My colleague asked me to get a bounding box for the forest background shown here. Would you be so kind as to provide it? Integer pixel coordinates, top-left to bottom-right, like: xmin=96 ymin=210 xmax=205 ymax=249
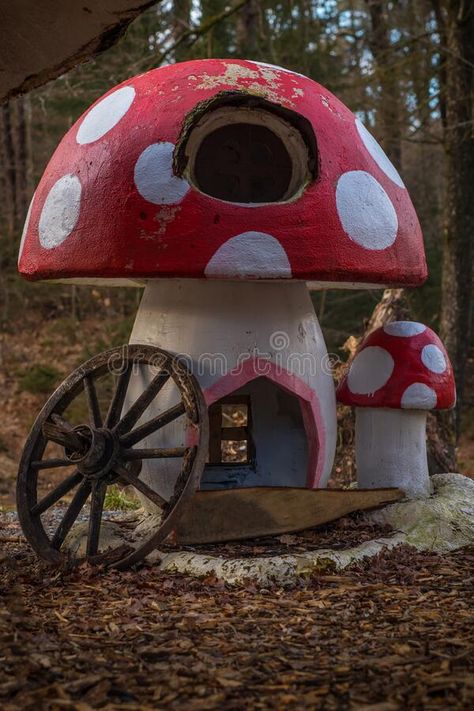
xmin=0 ymin=0 xmax=472 ymax=502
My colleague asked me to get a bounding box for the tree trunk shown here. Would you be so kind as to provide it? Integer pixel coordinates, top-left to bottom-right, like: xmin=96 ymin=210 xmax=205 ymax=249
xmin=14 ymin=96 xmax=30 ymax=224
xmin=365 ymin=0 xmax=403 ymax=165
xmin=364 ymin=2 xmax=406 ymax=347
xmin=0 ymin=102 xmax=18 ymax=234
xmin=172 ymin=0 xmax=192 ymax=62
xmin=235 ymin=0 xmax=259 ymax=57
xmin=364 ymin=288 xmax=410 ymax=334
xmin=436 ymin=0 xmax=474 ymax=434
xmin=342 ymin=289 xmax=410 ymax=360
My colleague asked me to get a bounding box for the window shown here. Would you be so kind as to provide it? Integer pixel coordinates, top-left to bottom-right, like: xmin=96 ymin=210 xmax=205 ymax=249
xmin=208 ymin=395 xmax=254 ymax=465
xmin=194 ymin=121 xmax=293 ymax=203
xmin=175 ymin=95 xmax=317 ymax=205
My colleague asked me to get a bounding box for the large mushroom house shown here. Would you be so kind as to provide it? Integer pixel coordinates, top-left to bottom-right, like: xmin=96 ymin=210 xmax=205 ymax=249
xmin=18 ymin=58 xmax=427 ymax=510
xmin=337 ymin=322 xmax=456 ymax=497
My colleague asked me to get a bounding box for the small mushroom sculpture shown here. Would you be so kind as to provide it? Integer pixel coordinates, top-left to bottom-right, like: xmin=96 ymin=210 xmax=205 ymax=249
xmin=18 ymin=59 xmax=428 ymax=499
xmin=337 ymin=321 xmax=456 ymax=498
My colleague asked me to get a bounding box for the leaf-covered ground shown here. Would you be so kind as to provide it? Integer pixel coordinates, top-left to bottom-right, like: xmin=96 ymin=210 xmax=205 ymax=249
xmin=1 ymin=527 xmax=473 ymax=710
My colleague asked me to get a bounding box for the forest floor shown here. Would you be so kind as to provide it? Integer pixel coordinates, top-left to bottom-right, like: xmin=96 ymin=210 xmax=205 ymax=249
xmin=1 ymin=313 xmax=473 ymax=709
xmin=1 ymin=509 xmax=473 ymax=710
xmin=0 ymin=531 xmax=472 ymax=709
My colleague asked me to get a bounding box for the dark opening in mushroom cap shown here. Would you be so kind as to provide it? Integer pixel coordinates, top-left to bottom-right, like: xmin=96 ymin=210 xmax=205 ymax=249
xmin=18 ymin=59 xmax=427 ymax=287
xmin=336 ymin=322 xmax=456 ymax=410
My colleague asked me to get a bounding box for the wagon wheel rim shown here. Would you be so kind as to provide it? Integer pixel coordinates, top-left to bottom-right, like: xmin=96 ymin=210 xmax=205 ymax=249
xmin=16 ymin=344 xmax=208 ymax=569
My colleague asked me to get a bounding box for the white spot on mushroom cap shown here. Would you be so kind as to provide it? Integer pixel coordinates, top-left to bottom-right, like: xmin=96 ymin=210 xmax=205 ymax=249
xmin=76 ymin=86 xmax=135 ymax=145
xmin=421 ymin=344 xmax=446 ymax=374
xmin=401 ymin=383 xmax=437 ymax=409
xmin=18 ymin=192 xmax=35 ymax=265
xmin=347 ymin=346 xmax=394 ymax=395
xmin=205 ymin=232 xmax=292 ymax=279
xmin=134 ymin=142 xmax=190 ymax=205
xmin=356 ymin=119 xmax=405 ymax=188
xmin=383 ymin=321 xmax=426 ymax=337
xmin=336 ymin=171 xmax=398 ymax=250
xmin=39 ymin=175 xmax=82 ymax=249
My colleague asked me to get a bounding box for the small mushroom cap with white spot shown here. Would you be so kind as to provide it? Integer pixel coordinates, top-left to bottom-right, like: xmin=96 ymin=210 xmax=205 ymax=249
xmin=336 ymin=322 xmax=456 ymax=410
xmin=18 ymin=59 xmax=426 ymax=287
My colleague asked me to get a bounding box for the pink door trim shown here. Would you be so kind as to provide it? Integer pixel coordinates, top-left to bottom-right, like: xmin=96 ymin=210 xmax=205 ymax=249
xmin=202 ymin=358 xmax=326 ymax=488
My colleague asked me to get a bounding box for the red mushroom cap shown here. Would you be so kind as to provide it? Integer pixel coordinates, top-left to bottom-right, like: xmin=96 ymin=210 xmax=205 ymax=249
xmin=18 ymin=59 xmax=427 ymax=287
xmin=336 ymin=322 xmax=456 ymax=410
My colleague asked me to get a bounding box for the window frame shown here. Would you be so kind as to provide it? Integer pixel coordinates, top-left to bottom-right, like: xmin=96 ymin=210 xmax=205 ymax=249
xmin=207 ymin=395 xmax=255 ymax=466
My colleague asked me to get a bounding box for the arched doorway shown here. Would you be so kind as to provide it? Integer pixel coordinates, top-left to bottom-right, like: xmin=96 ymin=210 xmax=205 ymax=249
xmin=201 ymin=376 xmax=312 ymax=490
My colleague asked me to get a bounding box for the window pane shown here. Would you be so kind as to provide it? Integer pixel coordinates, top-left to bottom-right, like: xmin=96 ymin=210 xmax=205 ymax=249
xmin=221 ymin=439 xmax=248 ymax=463
xmin=222 ymin=403 xmax=248 ymax=427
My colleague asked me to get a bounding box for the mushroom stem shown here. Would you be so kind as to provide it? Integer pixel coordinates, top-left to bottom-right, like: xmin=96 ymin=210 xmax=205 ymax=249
xmin=129 ymin=279 xmax=337 ymax=504
xmin=355 ymin=407 xmax=432 ymax=498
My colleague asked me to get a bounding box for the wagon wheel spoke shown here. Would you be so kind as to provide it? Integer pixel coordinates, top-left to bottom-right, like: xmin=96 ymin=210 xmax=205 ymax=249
xmin=31 ymin=458 xmax=76 ymax=470
xmin=83 ymin=375 xmax=102 ymax=428
xmin=121 ymin=447 xmax=188 ymax=461
xmin=51 ymin=413 xmax=81 ymax=438
xmin=31 ymin=470 xmax=83 ymax=516
xmin=105 ymin=364 xmax=133 ymax=428
xmin=51 ymin=480 xmax=92 ymax=549
xmin=42 ymin=421 xmax=84 ymax=451
xmin=50 ymin=413 xmax=70 ymax=426
xmin=120 ymin=402 xmax=186 ymax=447
xmin=86 ymin=480 xmax=107 ymax=557
xmin=115 ymin=369 xmax=170 ymax=435
xmin=115 ymin=463 xmax=167 ymax=508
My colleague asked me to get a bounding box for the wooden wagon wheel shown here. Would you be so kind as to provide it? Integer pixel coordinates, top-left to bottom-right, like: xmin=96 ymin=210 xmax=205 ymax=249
xmin=17 ymin=344 xmax=209 ymax=569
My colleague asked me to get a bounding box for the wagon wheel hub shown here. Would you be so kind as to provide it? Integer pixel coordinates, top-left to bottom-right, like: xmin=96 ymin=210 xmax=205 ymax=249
xmin=64 ymin=425 xmax=120 ymax=482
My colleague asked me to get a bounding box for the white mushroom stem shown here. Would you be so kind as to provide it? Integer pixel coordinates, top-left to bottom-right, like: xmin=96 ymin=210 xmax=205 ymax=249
xmin=355 ymin=407 xmax=432 ymax=498
xmin=129 ymin=279 xmax=337 ymax=503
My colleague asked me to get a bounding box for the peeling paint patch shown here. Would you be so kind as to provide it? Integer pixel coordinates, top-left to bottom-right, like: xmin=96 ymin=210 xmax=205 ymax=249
xmin=138 ymin=229 xmax=168 ymax=249
xmin=191 ymin=64 xmax=260 ymax=91
xmin=254 ymin=66 xmax=282 ymax=84
xmin=153 ymin=205 xmax=181 ymax=235
xmin=189 ymin=63 xmax=296 ymax=107
xmin=138 ymin=229 xmax=156 ymax=242
xmin=245 ymin=81 xmax=294 ymax=106
xmin=320 ymin=94 xmax=346 ymax=121
xmin=251 ymin=61 xmax=306 ymax=81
